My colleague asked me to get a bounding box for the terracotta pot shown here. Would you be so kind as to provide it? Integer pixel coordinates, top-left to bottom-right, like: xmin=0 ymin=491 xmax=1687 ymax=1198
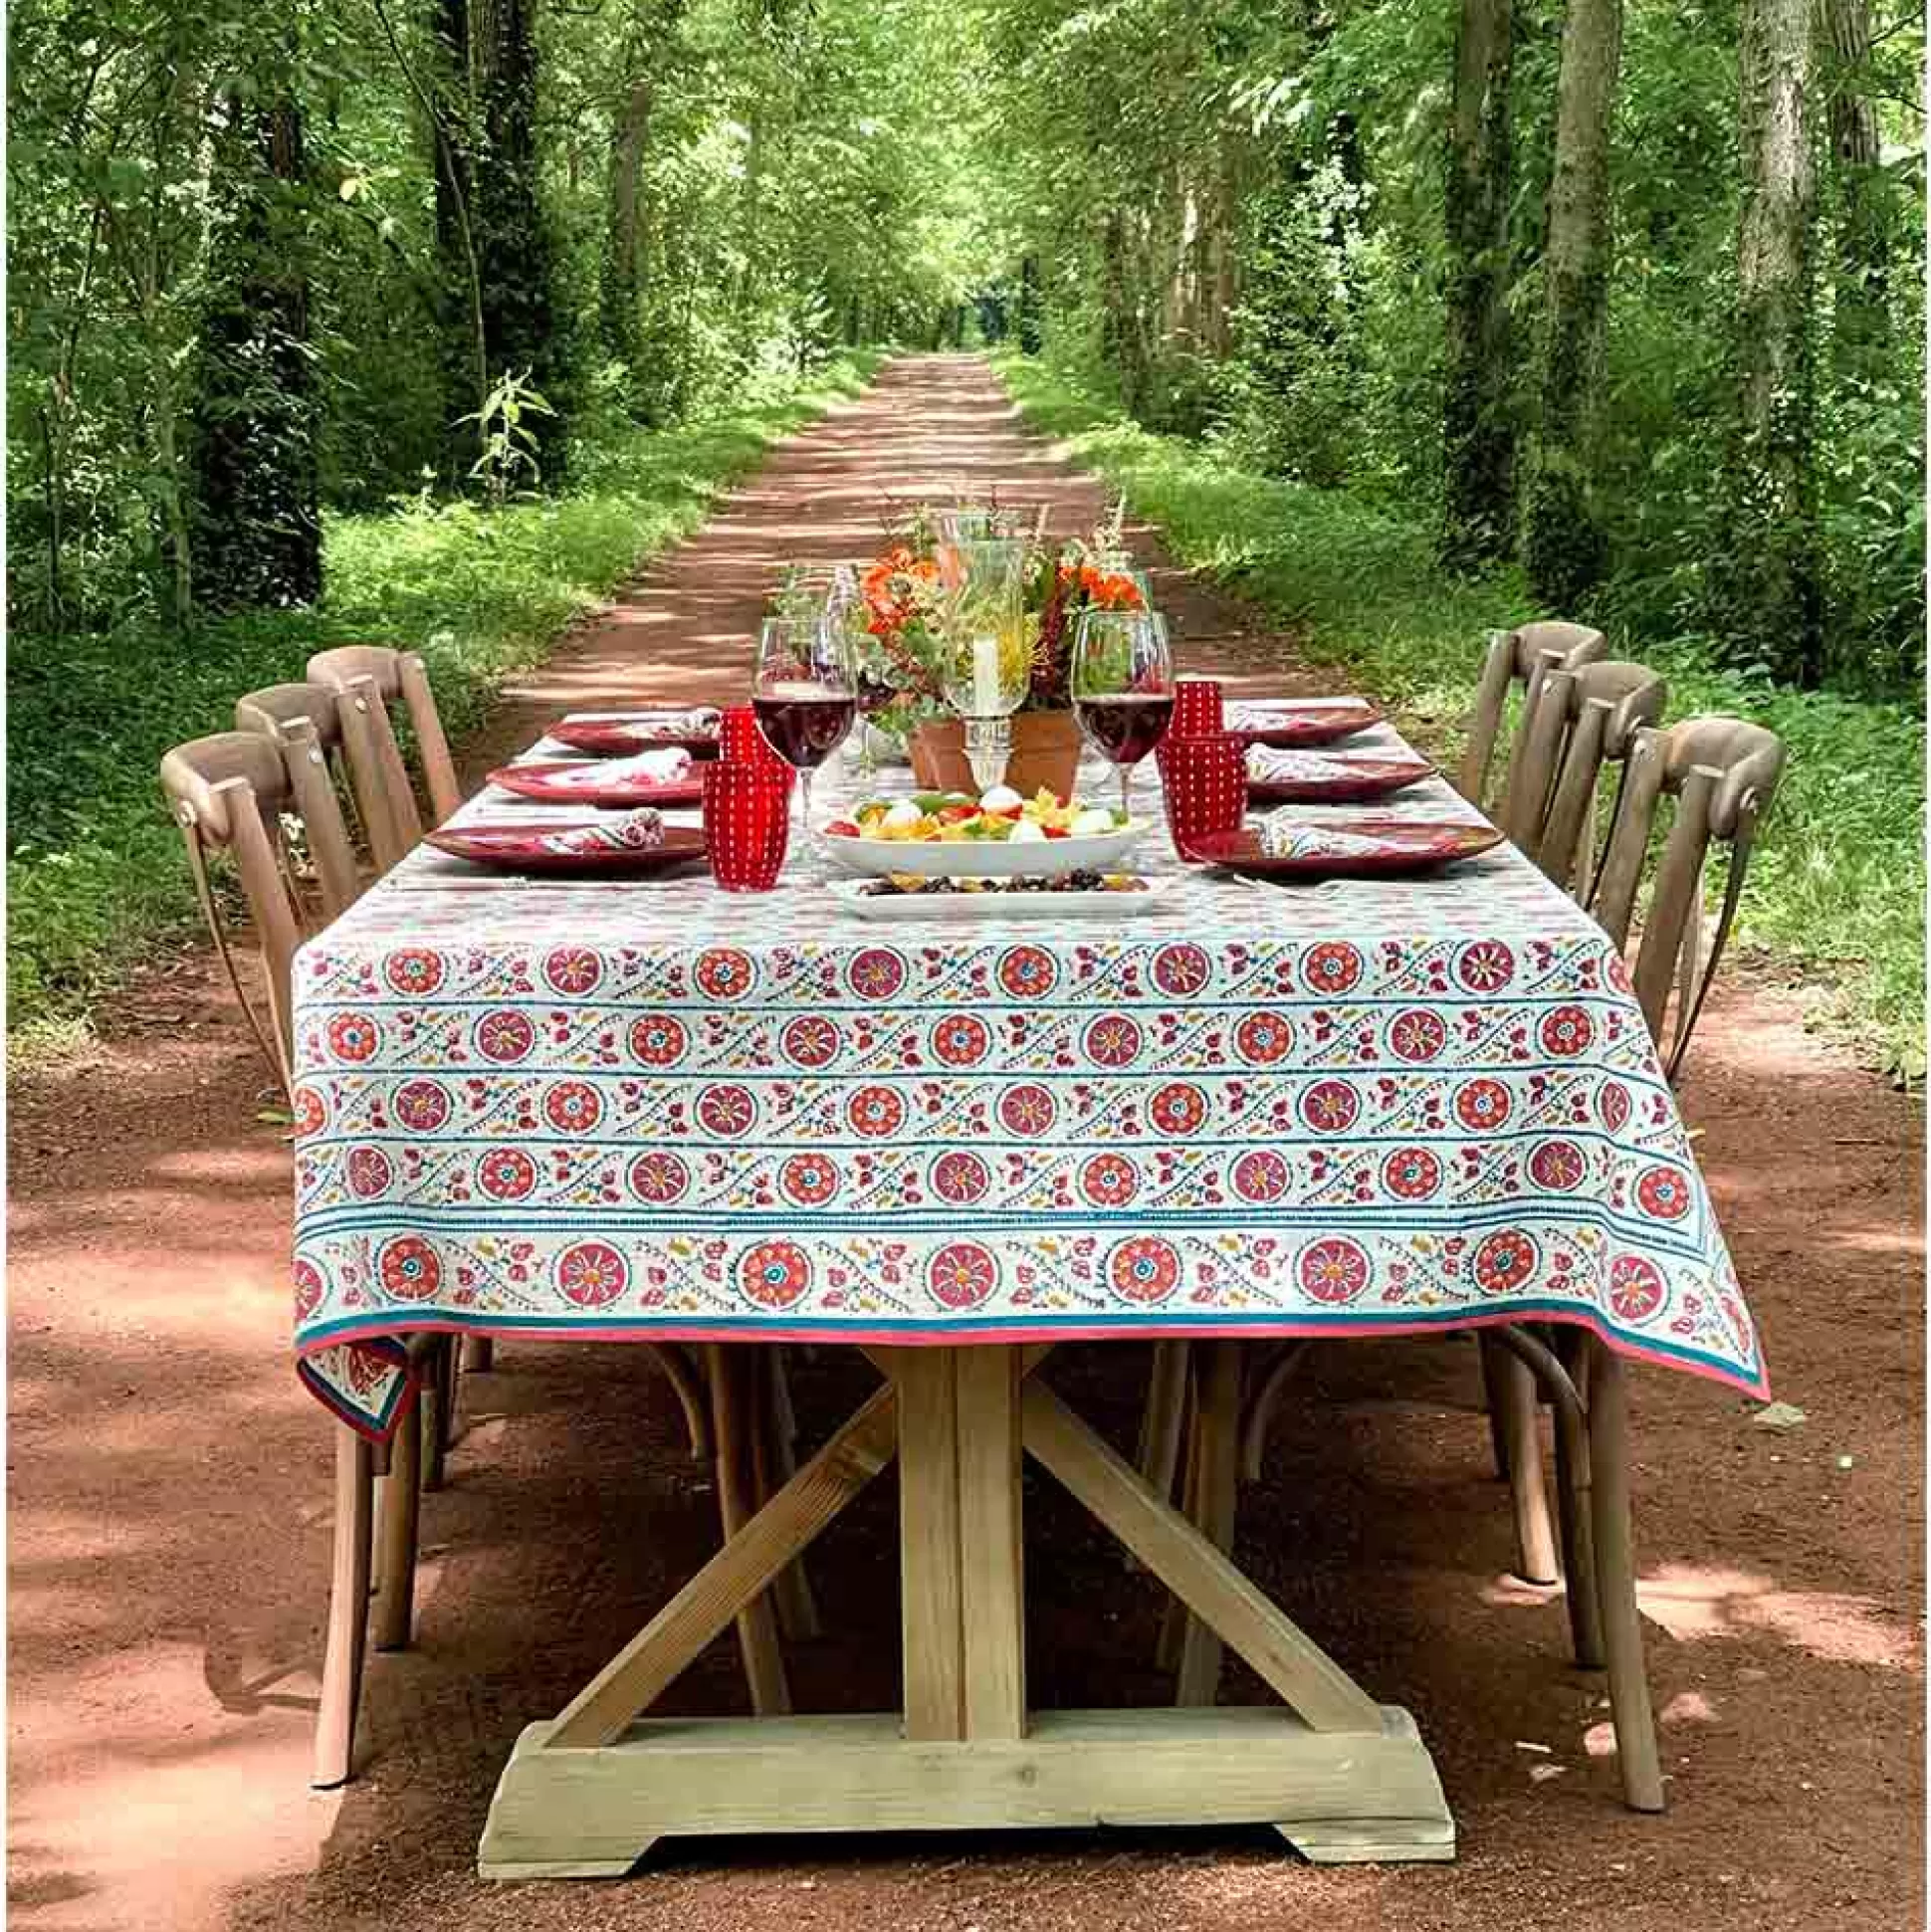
xmin=910 ymin=711 xmax=1084 ymax=801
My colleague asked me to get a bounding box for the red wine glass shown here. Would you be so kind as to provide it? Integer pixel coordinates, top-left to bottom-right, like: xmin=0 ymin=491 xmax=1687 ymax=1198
xmin=753 ymin=613 xmax=856 ymax=831
xmin=1071 ymin=608 xmax=1175 ymax=820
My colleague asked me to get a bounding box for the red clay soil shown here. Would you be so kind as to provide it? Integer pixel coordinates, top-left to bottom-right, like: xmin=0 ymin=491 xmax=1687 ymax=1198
xmin=8 ymin=355 xmax=1924 ymax=1932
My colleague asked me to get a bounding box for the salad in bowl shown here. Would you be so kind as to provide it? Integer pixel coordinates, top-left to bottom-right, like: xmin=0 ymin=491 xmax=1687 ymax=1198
xmin=821 ymin=783 xmax=1144 ymax=879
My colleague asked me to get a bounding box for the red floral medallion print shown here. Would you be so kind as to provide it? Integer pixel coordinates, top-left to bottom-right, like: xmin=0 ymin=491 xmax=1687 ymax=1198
xmin=1083 ymin=1014 xmax=1144 ymax=1068
xmin=556 ymin=1240 xmax=628 ymax=1308
xmin=384 ymin=948 xmax=444 ymax=997
xmin=928 ymin=1242 xmax=997 ymax=1309
xmin=544 ymin=1081 xmax=604 ymax=1136
xmin=1529 ymin=1139 xmax=1587 ymax=1191
xmin=780 ymin=1015 xmax=840 ymax=1068
xmin=543 ymin=947 xmax=603 ymax=996
xmin=479 ymin=1147 xmax=537 ymax=1201
xmin=779 ymin=1153 xmax=839 ymax=1205
xmin=628 ymin=1015 xmax=688 ymax=1066
xmin=1539 ymin=1004 xmax=1594 ymax=1056
xmin=694 ymin=948 xmax=753 ymax=1000
xmin=998 ymin=1083 xmax=1057 ymax=1138
xmin=628 ymin=1150 xmax=690 ymax=1203
xmin=1108 ymin=1235 xmax=1181 ymax=1303
xmin=346 ymin=1146 xmax=392 ymax=1198
xmin=1152 ymin=942 xmax=1211 ymax=997
xmin=1388 ymin=1008 xmax=1447 ymax=1063
xmin=1232 ymin=1149 xmax=1291 ymax=1202
xmin=696 ymin=1083 xmax=756 ymax=1137
xmin=394 ymin=1079 xmax=451 ymax=1133
xmin=931 ymin=1150 xmax=990 ymax=1204
xmin=378 ymin=1235 xmax=441 ymax=1301
xmin=740 ymin=1240 xmax=811 ymax=1309
xmin=931 ymin=1014 xmax=991 ymax=1067
xmin=996 ymin=944 xmax=1058 ymax=1000
xmin=847 ymin=1085 xmax=906 ymax=1139
xmin=1454 ymin=1078 xmax=1512 ymax=1134
xmin=1151 ymin=1082 xmax=1208 ymax=1136
xmin=294 ymin=1258 xmax=324 ymax=1322
xmin=1080 ymin=1152 xmax=1141 ymax=1207
xmin=1304 ymin=941 xmax=1364 ymax=997
xmin=292 ymin=1084 xmax=327 ymax=1138
xmin=1299 ymin=1236 xmax=1371 ymax=1305
xmin=1608 ymin=954 xmax=1634 ymax=995
xmin=1383 ymin=1146 xmax=1441 ymax=1199
xmin=475 ymin=1009 xmax=536 ymax=1064
xmin=1300 ymin=1079 xmax=1361 ymax=1135
xmin=1609 ymin=1253 xmax=1665 ymax=1322
xmin=1635 ymin=1164 xmax=1693 ymax=1221
xmin=1234 ymin=1011 xmax=1294 ymax=1065
xmin=1473 ymin=1228 xmax=1538 ymax=1294
xmin=1598 ymin=1080 xmax=1631 ymax=1134
xmin=327 ymin=1013 xmax=380 ymax=1063
xmin=846 ymin=947 xmax=907 ymax=1001
xmin=1457 ymin=939 xmax=1516 ymax=992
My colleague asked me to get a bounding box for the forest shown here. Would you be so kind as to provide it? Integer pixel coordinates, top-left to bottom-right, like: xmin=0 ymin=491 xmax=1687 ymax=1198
xmin=7 ymin=0 xmax=1925 ymax=1066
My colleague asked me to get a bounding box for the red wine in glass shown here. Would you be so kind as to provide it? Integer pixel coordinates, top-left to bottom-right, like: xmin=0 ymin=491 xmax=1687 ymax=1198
xmin=753 ymin=684 xmax=856 ymax=767
xmin=1075 ymin=691 xmax=1176 ymax=765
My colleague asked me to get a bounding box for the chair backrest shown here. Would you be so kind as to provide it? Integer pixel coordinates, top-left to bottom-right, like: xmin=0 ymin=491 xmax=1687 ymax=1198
xmin=306 ymin=646 xmax=462 ymax=864
xmin=1512 ymin=660 xmax=1668 ymax=892
xmin=1458 ymin=620 xmax=1609 ymax=810
xmin=236 ymin=683 xmax=375 ymax=896
xmin=158 ymin=730 xmax=361 ymax=1090
xmin=1592 ymin=715 xmax=1788 ymax=1080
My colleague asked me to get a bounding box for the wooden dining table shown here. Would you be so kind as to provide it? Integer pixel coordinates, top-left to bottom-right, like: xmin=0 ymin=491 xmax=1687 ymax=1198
xmin=290 ymin=716 xmax=1767 ymax=1876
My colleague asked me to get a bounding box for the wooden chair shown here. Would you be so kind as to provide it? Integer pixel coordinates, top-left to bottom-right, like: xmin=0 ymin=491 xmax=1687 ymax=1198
xmin=234 ymin=683 xmax=388 ymax=884
xmin=305 ymin=646 xmax=462 ymax=870
xmin=1457 ymin=620 xmax=1608 ymax=814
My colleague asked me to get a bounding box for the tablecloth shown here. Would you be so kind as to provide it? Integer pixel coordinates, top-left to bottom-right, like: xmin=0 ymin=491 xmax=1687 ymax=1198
xmin=291 ymin=723 xmax=1766 ymax=1435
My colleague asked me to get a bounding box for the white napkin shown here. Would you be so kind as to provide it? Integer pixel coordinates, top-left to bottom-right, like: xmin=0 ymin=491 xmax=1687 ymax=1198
xmin=1258 ymin=812 xmax=1396 ymax=861
xmin=563 ymin=707 xmax=720 ymax=737
xmin=548 ymin=747 xmax=693 ymax=788
xmin=534 ymin=808 xmax=666 ymax=856
xmin=1245 ymin=746 xmax=1374 ymax=784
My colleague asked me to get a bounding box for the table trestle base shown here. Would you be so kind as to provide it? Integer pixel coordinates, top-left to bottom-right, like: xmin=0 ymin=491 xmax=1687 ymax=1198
xmin=476 ymin=1706 xmax=1453 ymax=1877
xmin=476 ymin=1345 xmax=1455 ymax=1877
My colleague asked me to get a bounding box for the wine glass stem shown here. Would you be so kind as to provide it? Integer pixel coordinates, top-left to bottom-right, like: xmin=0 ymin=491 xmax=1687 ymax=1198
xmin=797 ymin=766 xmax=813 ymax=833
xmin=1120 ymin=765 xmax=1133 ymax=821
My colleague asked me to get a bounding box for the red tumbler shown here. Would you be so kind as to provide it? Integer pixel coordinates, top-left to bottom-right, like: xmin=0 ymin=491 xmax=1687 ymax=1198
xmin=1158 ymin=731 xmax=1247 ymax=859
xmin=703 ymin=758 xmax=791 ymax=891
xmin=721 ymin=703 xmax=794 ymax=778
xmin=1171 ymin=676 xmax=1225 ymax=737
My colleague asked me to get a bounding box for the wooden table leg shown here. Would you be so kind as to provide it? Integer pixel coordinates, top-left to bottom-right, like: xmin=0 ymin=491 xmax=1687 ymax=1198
xmin=892 ymin=1350 xmax=966 ymax=1740
xmin=313 ymin=1426 xmax=373 ymax=1788
xmin=1489 ymin=1337 xmax=1560 ymax=1585
xmin=1176 ymin=1339 xmax=1241 ymax=1704
xmin=957 ymin=1348 xmax=1026 ymax=1740
xmin=371 ymin=1395 xmax=422 ymax=1652
xmin=704 ymin=1345 xmax=790 ymax=1716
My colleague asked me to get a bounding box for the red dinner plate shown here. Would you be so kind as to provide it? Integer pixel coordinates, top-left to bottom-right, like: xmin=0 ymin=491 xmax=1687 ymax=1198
xmin=489 ymin=761 xmax=706 ymax=807
xmin=426 ymin=823 xmax=709 ymax=875
xmin=1245 ymin=749 xmax=1433 ymax=804
xmin=548 ymin=718 xmax=721 ymax=757
xmin=1226 ymin=698 xmax=1382 ymax=749
xmin=1184 ymin=818 xmax=1502 ymax=879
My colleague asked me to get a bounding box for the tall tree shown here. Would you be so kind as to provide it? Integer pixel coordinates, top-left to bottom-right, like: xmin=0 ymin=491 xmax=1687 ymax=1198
xmin=1823 ymin=0 xmax=1888 ymax=358
xmin=1522 ymin=0 xmax=1622 ymax=607
xmin=1730 ymin=0 xmax=1821 ymax=680
xmin=191 ymin=89 xmax=322 ymax=610
xmin=1440 ymin=0 xmax=1516 ymax=569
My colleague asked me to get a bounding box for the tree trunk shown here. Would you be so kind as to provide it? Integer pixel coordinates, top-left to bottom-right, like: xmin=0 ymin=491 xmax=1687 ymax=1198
xmin=1823 ymin=0 xmax=1887 ymax=358
xmin=191 ymin=95 xmax=322 ymax=612
xmin=1731 ymin=0 xmax=1821 ymax=681
xmin=600 ymin=72 xmax=656 ymax=392
xmin=1440 ymin=0 xmax=1516 ymax=569
xmin=1017 ymin=254 xmax=1042 ymax=355
xmin=1522 ymin=0 xmax=1622 ymax=607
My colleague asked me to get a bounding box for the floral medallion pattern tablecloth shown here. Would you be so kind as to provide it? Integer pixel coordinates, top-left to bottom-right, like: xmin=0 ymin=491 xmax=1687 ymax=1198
xmin=293 ymin=730 xmax=1767 ymax=1435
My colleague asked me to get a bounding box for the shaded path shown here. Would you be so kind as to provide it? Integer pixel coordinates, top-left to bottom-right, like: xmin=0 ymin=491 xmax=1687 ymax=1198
xmin=8 ymin=354 xmax=1922 ymax=1932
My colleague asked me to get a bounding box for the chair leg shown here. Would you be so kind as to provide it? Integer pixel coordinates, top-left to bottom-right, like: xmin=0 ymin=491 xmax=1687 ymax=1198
xmin=1552 ymin=1331 xmax=1606 ymax=1668
xmin=704 ymin=1345 xmax=791 ymax=1715
xmin=1175 ymin=1340 xmax=1241 ymax=1706
xmin=371 ymin=1396 xmax=423 ymax=1652
xmin=1490 ymin=1339 xmax=1560 ymax=1585
xmin=1137 ymin=1340 xmax=1190 ymax=1501
xmin=420 ymin=1339 xmax=453 ymax=1493
xmin=1154 ymin=1358 xmax=1199 ymax=1671
xmin=753 ymin=1351 xmax=820 ymax=1642
xmin=1585 ymin=1340 xmax=1664 ymax=1812
xmin=1476 ymin=1332 xmax=1513 ymax=1479
xmin=313 ymin=1426 xmax=374 ymax=1788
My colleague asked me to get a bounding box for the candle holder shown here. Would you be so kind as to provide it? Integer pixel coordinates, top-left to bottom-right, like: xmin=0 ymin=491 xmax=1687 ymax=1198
xmin=938 ymin=536 xmax=1027 ymax=794
xmin=963 ymin=715 xmax=1013 ymax=794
